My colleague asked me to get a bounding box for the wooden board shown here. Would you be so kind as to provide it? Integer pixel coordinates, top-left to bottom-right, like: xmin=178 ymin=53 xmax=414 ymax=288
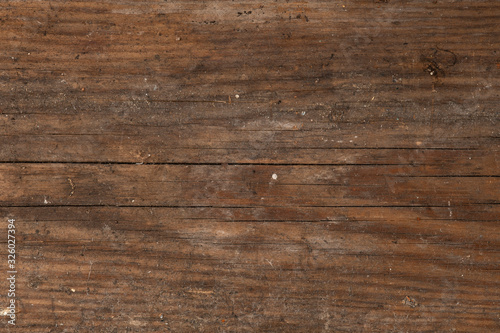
xmin=0 ymin=0 xmax=499 ymax=332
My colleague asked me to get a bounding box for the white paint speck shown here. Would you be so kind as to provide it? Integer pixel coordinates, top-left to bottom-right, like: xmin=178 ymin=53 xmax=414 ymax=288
xmin=272 ymin=173 xmax=278 ymax=180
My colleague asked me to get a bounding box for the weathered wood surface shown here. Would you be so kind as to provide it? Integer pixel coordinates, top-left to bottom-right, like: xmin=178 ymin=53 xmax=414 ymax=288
xmin=0 ymin=0 xmax=499 ymax=332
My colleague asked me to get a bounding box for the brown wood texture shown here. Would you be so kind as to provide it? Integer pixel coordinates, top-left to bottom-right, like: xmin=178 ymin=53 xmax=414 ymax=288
xmin=0 ymin=0 xmax=499 ymax=332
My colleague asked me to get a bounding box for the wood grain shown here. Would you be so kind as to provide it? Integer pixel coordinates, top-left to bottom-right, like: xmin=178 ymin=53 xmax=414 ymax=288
xmin=0 ymin=0 xmax=499 ymax=332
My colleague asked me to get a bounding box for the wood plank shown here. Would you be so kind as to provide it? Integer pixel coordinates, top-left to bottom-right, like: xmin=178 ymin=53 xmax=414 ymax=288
xmin=0 ymin=164 xmax=498 ymax=207
xmin=0 ymin=0 xmax=498 ymax=163
xmin=2 ymin=206 xmax=499 ymax=332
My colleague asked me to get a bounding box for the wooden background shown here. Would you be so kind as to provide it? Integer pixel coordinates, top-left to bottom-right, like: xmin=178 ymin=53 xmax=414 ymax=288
xmin=0 ymin=0 xmax=499 ymax=332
